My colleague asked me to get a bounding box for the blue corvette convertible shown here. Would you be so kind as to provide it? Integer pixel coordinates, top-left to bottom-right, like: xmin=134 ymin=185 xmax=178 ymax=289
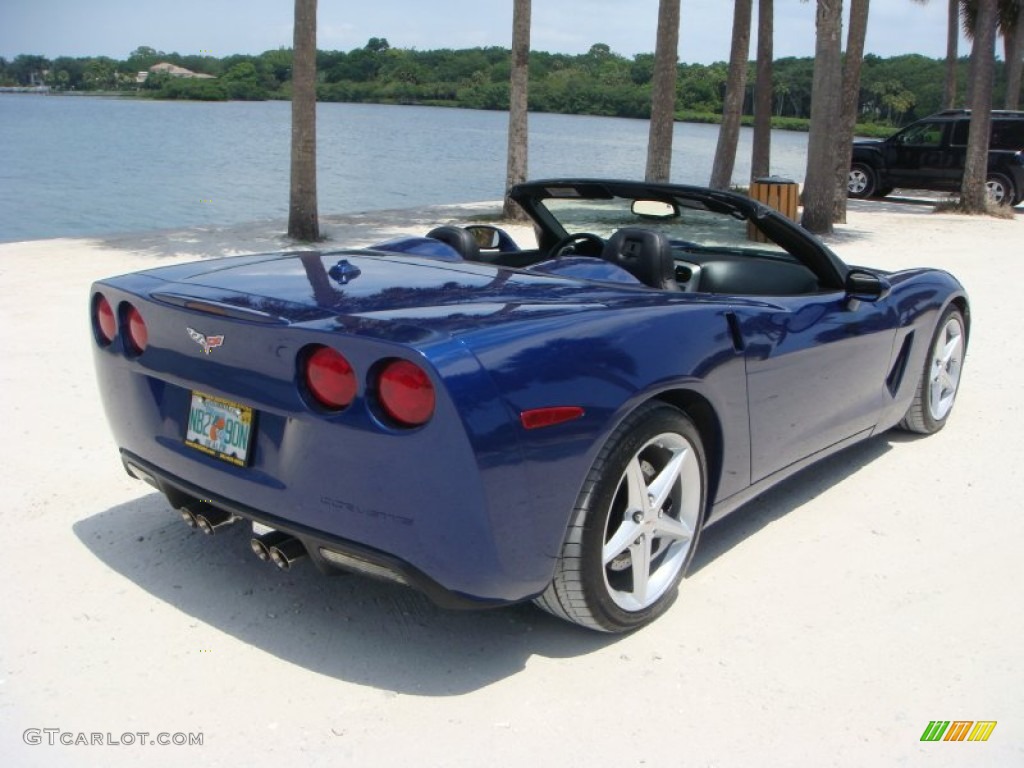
xmin=90 ymin=179 xmax=968 ymax=632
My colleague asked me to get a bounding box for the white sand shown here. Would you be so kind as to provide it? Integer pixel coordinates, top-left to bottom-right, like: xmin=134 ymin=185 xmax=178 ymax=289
xmin=1 ymin=199 xmax=1021 ymax=767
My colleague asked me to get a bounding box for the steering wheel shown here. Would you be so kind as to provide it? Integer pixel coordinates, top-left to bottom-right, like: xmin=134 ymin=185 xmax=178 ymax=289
xmin=548 ymin=232 xmax=605 ymax=259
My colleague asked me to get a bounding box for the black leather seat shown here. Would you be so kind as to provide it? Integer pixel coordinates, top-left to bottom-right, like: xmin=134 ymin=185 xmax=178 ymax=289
xmin=600 ymin=228 xmax=680 ymax=290
xmin=426 ymin=226 xmax=480 ymax=261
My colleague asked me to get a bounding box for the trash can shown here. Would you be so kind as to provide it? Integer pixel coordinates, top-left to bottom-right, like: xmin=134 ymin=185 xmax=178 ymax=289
xmin=748 ymin=176 xmax=799 ymax=243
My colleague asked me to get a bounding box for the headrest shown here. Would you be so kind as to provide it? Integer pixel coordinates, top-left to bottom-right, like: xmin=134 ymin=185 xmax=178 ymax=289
xmin=426 ymin=226 xmax=480 ymax=261
xmin=600 ymin=228 xmax=679 ymax=290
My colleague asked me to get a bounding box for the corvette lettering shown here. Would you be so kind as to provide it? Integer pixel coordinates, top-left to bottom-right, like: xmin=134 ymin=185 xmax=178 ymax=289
xmin=186 ymin=327 xmax=224 ymax=354
xmin=320 ymin=496 xmax=413 ymax=527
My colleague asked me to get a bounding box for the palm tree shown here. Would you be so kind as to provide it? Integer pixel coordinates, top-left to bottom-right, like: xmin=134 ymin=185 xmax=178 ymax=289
xmin=801 ymin=0 xmax=843 ymax=234
xmin=751 ymin=0 xmax=774 ymax=180
xmin=961 ymin=0 xmax=999 ymax=212
xmin=912 ymin=0 xmax=959 ymax=107
xmin=910 ymin=0 xmax=962 ymax=108
xmin=833 ymin=0 xmax=870 ymax=223
xmin=645 ymin=0 xmax=681 ymax=182
xmin=1001 ymin=0 xmax=1022 ymax=109
xmin=945 ymin=0 xmax=960 ymax=107
xmin=288 ymin=0 xmax=319 ymax=241
xmin=710 ymin=0 xmax=753 ymax=189
xmin=504 ymin=0 xmax=531 ymax=220
xmin=958 ymin=0 xmax=1020 ymax=106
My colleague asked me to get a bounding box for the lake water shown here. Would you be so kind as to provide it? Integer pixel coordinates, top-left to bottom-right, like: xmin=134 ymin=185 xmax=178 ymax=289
xmin=0 ymin=95 xmax=810 ymax=243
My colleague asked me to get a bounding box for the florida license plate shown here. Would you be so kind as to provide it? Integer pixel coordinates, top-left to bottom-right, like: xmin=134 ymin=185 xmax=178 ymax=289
xmin=184 ymin=391 xmax=255 ymax=467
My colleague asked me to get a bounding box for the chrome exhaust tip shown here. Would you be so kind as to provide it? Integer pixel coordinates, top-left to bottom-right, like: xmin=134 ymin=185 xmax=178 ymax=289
xmin=268 ymin=537 xmax=306 ymax=571
xmin=250 ymin=531 xmax=290 ymax=561
xmin=180 ymin=502 xmax=237 ymax=535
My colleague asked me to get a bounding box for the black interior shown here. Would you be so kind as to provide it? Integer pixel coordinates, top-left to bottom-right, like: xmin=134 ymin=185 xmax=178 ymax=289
xmin=423 ymin=224 xmax=822 ymax=296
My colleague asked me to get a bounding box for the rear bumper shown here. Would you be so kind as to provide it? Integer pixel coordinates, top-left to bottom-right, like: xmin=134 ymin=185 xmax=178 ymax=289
xmin=121 ymin=450 xmax=517 ymax=610
xmin=90 ymin=281 xmax=562 ymax=604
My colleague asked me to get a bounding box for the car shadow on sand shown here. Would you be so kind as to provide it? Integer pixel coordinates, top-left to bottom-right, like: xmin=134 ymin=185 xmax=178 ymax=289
xmin=74 ymin=432 xmax=898 ymax=694
xmin=73 ymin=494 xmax=614 ymax=695
xmin=691 ymin=433 xmax=893 ymax=572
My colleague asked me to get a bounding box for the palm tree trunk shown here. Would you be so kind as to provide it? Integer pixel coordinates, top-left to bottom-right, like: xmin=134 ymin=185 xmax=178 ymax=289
xmin=944 ymin=0 xmax=959 ymax=108
xmin=832 ymin=0 xmax=870 ymax=224
xmin=710 ymin=0 xmax=753 ymax=189
xmin=504 ymin=0 xmax=531 ymax=220
xmin=1005 ymin=4 xmax=1023 ymax=109
xmin=961 ymin=0 xmax=998 ymax=212
xmin=645 ymin=0 xmax=681 ymax=182
xmin=801 ymin=0 xmax=843 ymax=235
xmin=751 ymin=0 xmax=774 ymax=180
xmin=288 ymin=0 xmax=319 ymax=241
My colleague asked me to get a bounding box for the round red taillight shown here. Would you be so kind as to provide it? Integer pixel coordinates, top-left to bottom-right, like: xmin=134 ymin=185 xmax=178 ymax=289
xmin=95 ymin=295 xmax=116 ymax=345
xmin=378 ymin=359 xmax=435 ymax=427
xmin=125 ymin=305 xmax=148 ymax=354
xmin=304 ymin=346 xmax=357 ymax=410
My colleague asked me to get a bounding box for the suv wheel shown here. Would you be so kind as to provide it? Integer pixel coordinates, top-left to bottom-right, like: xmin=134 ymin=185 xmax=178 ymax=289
xmin=986 ymin=173 xmax=1015 ymax=206
xmin=848 ymin=163 xmax=877 ymax=198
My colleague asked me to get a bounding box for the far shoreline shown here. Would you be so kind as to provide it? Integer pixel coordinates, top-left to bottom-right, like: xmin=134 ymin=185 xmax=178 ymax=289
xmin=1 ymin=89 xmax=897 ymax=138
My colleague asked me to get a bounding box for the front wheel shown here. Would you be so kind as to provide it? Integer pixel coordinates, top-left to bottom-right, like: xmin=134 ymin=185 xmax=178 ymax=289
xmin=535 ymin=402 xmax=707 ymax=632
xmin=898 ymin=305 xmax=966 ymax=434
xmin=848 ymin=163 xmax=877 ymax=198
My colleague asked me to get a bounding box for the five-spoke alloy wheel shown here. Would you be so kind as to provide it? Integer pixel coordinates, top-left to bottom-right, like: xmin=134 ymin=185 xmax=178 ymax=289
xmin=536 ymin=402 xmax=707 ymax=632
xmin=899 ymin=305 xmax=966 ymax=434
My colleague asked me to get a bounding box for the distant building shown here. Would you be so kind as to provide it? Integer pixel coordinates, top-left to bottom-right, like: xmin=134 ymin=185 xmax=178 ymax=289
xmin=137 ymin=62 xmax=216 ymax=83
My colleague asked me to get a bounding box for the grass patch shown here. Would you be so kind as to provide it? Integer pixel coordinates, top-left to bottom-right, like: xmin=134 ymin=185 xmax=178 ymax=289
xmin=933 ymin=199 xmax=1018 ymax=219
xmin=672 ymin=112 xmax=898 ymax=138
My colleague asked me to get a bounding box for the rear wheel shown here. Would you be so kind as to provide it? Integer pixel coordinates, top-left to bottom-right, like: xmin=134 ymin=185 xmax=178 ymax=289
xmin=986 ymin=173 xmax=1015 ymax=206
xmin=848 ymin=163 xmax=877 ymax=198
xmin=899 ymin=306 xmax=966 ymax=434
xmin=535 ymin=402 xmax=707 ymax=632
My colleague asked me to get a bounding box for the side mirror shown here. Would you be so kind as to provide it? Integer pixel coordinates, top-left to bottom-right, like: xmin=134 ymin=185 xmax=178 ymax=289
xmin=845 ymin=268 xmax=891 ymax=302
xmin=465 ymin=225 xmax=521 ymax=253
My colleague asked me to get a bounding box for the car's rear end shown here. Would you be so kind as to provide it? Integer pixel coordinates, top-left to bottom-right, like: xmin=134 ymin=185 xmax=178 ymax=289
xmin=990 ymin=114 xmax=1024 ymax=205
xmin=90 ymin=249 xmax=623 ymax=606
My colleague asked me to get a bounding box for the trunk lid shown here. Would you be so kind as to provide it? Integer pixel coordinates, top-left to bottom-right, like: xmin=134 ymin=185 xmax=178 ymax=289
xmin=134 ymin=249 xmax=638 ymax=333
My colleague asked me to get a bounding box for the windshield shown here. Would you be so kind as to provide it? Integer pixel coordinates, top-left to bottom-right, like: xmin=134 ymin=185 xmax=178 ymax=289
xmin=539 ymin=195 xmax=790 ymax=256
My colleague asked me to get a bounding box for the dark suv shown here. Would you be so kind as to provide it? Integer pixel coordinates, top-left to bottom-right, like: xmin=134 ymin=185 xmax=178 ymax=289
xmin=848 ymin=110 xmax=1024 ymax=206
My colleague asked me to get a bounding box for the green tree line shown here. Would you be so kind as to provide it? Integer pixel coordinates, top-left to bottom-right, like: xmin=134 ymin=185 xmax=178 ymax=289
xmin=2 ymin=41 xmax=1019 ymax=129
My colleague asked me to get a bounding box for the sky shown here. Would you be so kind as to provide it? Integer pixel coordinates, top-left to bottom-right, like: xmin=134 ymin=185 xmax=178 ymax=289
xmin=2 ymin=0 xmax=969 ymax=65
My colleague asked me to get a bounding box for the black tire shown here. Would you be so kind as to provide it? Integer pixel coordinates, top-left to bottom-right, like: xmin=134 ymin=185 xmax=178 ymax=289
xmin=986 ymin=173 xmax=1016 ymax=207
xmin=898 ymin=305 xmax=967 ymax=434
xmin=535 ymin=402 xmax=708 ymax=632
xmin=873 ymin=186 xmax=894 ymax=198
xmin=848 ymin=163 xmax=877 ymax=198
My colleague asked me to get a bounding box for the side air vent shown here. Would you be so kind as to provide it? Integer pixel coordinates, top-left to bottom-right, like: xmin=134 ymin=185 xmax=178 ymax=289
xmin=886 ymin=332 xmax=915 ymax=396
